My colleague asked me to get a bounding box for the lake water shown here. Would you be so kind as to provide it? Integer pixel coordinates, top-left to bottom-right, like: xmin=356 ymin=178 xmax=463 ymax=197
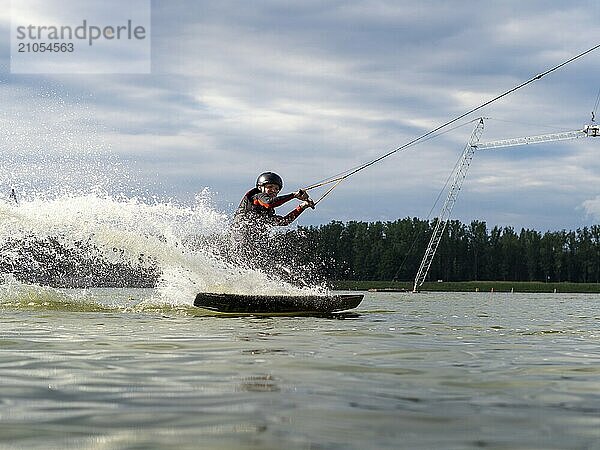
xmin=1 ymin=289 xmax=599 ymax=450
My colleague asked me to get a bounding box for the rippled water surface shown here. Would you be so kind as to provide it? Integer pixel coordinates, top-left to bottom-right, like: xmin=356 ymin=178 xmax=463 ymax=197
xmin=1 ymin=290 xmax=600 ymax=450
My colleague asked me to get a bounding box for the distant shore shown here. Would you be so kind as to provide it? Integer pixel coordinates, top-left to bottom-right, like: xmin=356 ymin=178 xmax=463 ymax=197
xmin=333 ymin=280 xmax=600 ymax=294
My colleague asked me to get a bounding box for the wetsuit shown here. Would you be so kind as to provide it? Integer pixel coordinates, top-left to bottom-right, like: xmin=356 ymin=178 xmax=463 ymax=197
xmin=230 ymin=188 xmax=306 ymax=263
xmin=234 ymin=188 xmax=304 ymax=227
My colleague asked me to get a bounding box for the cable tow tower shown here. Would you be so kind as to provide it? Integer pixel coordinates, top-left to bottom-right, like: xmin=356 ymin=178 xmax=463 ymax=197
xmin=475 ymin=124 xmax=599 ymax=150
xmin=412 ymin=118 xmax=485 ymax=293
xmin=412 ymin=120 xmax=599 ymax=293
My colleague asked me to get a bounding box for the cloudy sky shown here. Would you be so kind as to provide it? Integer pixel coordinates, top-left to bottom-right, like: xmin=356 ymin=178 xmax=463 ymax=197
xmin=1 ymin=0 xmax=600 ymax=231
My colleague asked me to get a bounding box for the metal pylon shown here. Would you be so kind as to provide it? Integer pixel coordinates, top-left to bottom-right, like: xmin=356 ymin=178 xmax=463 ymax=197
xmin=413 ymin=118 xmax=485 ymax=292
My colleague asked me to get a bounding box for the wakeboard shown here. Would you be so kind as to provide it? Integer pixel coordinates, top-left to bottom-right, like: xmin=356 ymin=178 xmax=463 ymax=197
xmin=194 ymin=292 xmax=364 ymax=314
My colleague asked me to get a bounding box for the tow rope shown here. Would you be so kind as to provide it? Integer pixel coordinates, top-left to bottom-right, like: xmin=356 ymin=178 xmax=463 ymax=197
xmin=304 ymin=43 xmax=600 ymax=205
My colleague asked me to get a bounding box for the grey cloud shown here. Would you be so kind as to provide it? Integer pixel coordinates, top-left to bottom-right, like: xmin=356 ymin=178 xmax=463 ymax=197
xmin=1 ymin=0 xmax=600 ymax=230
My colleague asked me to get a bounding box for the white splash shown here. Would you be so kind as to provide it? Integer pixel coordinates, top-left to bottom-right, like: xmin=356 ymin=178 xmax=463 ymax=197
xmin=0 ymin=191 xmax=323 ymax=307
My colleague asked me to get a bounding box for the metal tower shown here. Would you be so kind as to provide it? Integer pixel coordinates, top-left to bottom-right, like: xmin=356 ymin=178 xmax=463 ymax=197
xmin=413 ymin=118 xmax=485 ymax=292
xmin=412 ymin=120 xmax=599 ymax=292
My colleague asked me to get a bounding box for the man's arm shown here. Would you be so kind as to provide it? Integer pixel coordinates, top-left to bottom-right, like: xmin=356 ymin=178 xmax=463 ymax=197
xmin=253 ymin=192 xmax=295 ymax=209
xmin=271 ymin=201 xmax=314 ymax=226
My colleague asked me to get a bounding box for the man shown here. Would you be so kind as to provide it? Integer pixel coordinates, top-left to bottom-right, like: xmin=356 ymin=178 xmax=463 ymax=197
xmin=230 ymin=171 xmax=314 ymax=263
xmin=234 ymin=172 xmax=314 ymax=227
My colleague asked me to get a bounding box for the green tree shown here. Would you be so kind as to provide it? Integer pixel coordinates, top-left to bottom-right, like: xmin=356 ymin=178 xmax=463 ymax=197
xmin=467 ymin=220 xmax=489 ymax=281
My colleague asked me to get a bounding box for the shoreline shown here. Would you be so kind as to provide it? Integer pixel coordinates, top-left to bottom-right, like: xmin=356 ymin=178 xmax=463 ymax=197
xmin=333 ymin=280 xmax=600 ymax=294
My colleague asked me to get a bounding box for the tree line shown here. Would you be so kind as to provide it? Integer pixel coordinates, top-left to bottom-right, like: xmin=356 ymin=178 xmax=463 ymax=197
xmin=285 ymin=218 xmax=600 ymax=283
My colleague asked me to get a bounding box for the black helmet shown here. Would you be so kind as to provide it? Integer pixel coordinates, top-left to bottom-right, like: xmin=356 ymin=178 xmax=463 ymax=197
xmin=256 ymin=172 xmax=283 ymax=189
